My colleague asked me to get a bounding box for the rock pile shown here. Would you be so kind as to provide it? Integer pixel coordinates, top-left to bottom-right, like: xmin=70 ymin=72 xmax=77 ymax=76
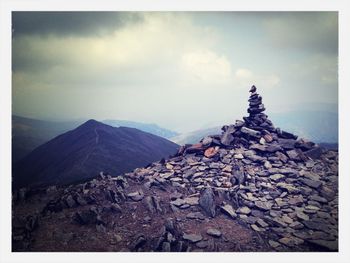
xmin=12 ymin=85 xmax=338 ymax=252
xmin=128 ymin=143 xmax=338 ymax=251
xmin=179 ymin=86 xmax=319 ymax=161
xmin=244 ymin=85 xmax=274 ymax=131
xmin=128 ymin=86 xmax=338 ymax=251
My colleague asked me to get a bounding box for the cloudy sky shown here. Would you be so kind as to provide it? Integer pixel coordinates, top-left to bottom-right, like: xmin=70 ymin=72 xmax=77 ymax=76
xmin=12 ymin=12 xmax=338 ymax=132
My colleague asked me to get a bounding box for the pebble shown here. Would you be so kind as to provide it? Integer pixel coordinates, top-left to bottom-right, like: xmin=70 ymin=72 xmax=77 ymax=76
xmin=206 ymin=228 xmax=222 ymax=237
xmin=183 ymin=233 xmax=203 ymax=243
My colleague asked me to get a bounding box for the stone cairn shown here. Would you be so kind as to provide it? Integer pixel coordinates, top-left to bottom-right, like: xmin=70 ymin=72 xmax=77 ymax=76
xmin=243 ymin=85 xmax=273 ymax=131
xmin=178 ymin=85 xmax=314 ymax=158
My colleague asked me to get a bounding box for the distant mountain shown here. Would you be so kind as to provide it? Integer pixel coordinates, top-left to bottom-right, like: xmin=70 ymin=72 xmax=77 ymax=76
xmin=171 ymin=126 xmax=222 ymax=145
xmin=103 ymin=119 xmax=179 ymax=139
xmin=318 ymin=142 xmax=338 ymax=150
xmin=12 ymin=116 xmax=179 ymax=163
xmin=269 ymin=110 xmax=338 ymax=143
xmin=13 ymin=120 xmax=179 ymax=189
xmin=172 ymin=110 xmax=338 ymax=145
xmin=12 ymin=116 xmax=82 ymax=163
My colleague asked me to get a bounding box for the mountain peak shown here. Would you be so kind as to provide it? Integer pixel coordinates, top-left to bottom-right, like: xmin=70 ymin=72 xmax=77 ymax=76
xmin=76 ymin=119 xmax=111 ymax=131
xmin=13 ymin=118 xmax=179 ymax=189
xmin=81 ymin=119 xmax=101 ymax=127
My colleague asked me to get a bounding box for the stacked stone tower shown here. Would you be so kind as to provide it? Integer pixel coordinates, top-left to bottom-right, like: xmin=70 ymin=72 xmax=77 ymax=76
xmin=243 ymin=85 xmax=274 ymax=131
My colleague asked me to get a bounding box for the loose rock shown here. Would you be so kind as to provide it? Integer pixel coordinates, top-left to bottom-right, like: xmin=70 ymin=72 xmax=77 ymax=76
xmin=183 ymin=233 xmax=203 ymax=243
xmin=206 ymin=228 xmax=222 ymax=238
xmin=199 ymin=188 xmax=216 ymax=217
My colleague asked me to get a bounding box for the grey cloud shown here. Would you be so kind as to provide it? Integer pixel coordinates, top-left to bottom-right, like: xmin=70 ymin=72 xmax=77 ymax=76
xmin=263 ymin=12 xmax=338 ymax=54
xmin=12 ymin=11 xmax=142 ymax=37
xmin=11 ymin=12 xmax=338 ymax=132
xmin=12 ymin=12 xmax=142 ymax=72
xmin=12 ymin=35 xmax=70 ymax=72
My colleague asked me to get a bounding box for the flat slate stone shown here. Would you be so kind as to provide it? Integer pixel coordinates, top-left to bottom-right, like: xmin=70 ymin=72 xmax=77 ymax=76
xmin=289 ymin=221 xmax=304 ymax=230
xmin=183 ymin=233 xmax=203 ymax=243
xmin=221 ymin=131 xmax=234 ymax=146
xmin=268 ymin=240 xmax=280 ymax=248
xmin=269 ymin=174 xmax=285 ymax=182
xmin=304 ymin=147 xmax=323 ymax=159
xmin=268 ymin=217 xmax=287 ymax=227
xmin=202 ymin=136 xmax=213 ymax=146
xmin=279 ymin=236 xmax=304 ymax=247
xmin=288 ymin=196 xmax=304 ymax=205
xmin=171 ymin=199 xmax=186 ymax=207
xmin=278 ymin=138 xmax=296 ymax=150
xmin=281 ymin=215 xmax=294 ymax=224
xmin=237 ymin=206 xmax=251 ymax=215
xmin=240 ymin=126 xmax=261 ymax=138
xmin=206 ymin=228 xmax=222 ymax=237
xmin=254 ymin=200 xmax=272 ymax=211
xmin=196 ymin=241 xmax=209 ymax=248
xmin=127 ymin=191 xmax=144 ymax=201
xmin=204 ymin=147 xmax=218 ymax=158
xmin=186 ymin=212 xmax=205 ymax=220
xmin=266 ymin=144 xmax=283 ymax=153
xmin=250 ymin=144 xmax=267 ymax=152
xmin=310 ymin=195 xmax=328 ymax=203
xmin=300 ymin=178 xmax=322 ymax=189
xmin=256 ymin=218 xmax=269 ymax=228
xmin=251 ymin=224 xmax=262 ymax=232
xmin=286 ymin=149 xmax=301 ymax=161
xmin=221 ymin=204 xmax=237 ymax=219
xmin=296 ymin=211 xmax=310 ymax=221
xmin=184 ymin=196 xmax=199 ymax=206
xmin=276 ymin=183 xmax=299 ymax=194
xmin=234 ymin=153 xmax=244 ymax=159
xmin=263 ymin=134 xmax=274 ymax=143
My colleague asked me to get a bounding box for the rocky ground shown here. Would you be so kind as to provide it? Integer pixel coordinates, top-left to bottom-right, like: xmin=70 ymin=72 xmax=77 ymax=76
xmin=12 ymin=86 xmax=338 ymax=252
xmin=12 ymin=174 xmax=269 ymax=252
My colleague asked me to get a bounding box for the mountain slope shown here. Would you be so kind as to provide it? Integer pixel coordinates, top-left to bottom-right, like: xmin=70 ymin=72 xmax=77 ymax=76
xmin=12 ymin=116 xmax=179 ymax=163
xmin=171 ymin=126 xmax=222 ymax=145
xmin=269 ymin=110 xmax=338 ymax=143
xmin=12 ymin=116 xmax=82 ymax=162
xmin=13 ymin=120 xmax=179 ymax=189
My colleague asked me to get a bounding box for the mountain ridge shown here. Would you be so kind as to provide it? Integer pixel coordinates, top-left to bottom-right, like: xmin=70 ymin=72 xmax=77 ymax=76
xmin=12 ymin=115 xmax=179 ymax=163
xmin=13 ymin=119 xmax=179 ymax=189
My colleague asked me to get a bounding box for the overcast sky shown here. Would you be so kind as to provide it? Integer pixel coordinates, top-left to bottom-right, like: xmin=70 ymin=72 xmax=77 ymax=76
xmin=12 ymin=12 xmax=338 ymax=132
